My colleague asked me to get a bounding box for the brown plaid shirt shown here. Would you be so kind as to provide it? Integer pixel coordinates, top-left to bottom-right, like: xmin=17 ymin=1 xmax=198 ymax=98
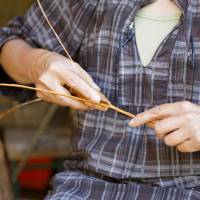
xmin=1 ymin=0 xmax=200 ymax=199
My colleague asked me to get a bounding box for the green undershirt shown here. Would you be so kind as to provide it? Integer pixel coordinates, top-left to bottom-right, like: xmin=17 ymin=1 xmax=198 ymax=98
xmin=135 ymin=8 xmax=181 ymax=67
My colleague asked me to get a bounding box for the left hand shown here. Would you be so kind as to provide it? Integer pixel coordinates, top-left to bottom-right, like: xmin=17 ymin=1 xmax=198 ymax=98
xmin=129 ymin=101 xmax=200 ymax=153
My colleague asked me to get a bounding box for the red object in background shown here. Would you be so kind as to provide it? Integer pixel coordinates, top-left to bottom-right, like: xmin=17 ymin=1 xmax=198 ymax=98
xmin=19 ymin=158 xmax=52 ymax=190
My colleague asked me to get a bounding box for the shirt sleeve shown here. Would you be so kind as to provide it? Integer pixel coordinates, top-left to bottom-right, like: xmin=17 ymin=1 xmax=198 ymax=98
xmin=0 ymin=0 xmax=98 ymax=56
xmin=0 ymin=0 xmax=98 ymax=101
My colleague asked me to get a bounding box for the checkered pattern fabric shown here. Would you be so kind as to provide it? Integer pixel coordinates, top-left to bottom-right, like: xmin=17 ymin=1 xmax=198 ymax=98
xmin=1 ymin=0 xmax=200 ymax=199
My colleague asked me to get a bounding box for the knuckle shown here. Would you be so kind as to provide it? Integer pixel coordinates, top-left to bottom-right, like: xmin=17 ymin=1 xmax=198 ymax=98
xmin=71 ymin=104 xmax=86 ymax=110
xmin=59 ymin=97 xmax=86 ymax=110
xmin=149 ymin=106 xmax=160 ymax=115
xmin=38 ymin=75 xmax=45 ymax=83
xmin=85 ymin=87 xmax=96 ymax=97
xmin=48 ymin=62 xmax=58 ymax=73
xmin=48 ymin=60 xmax=61 ymax=69
xmin=184 ymin=113 xmax=194 ymax=121
xmin=164 ymin=136 xmax=170 ymax=146
xmin=58 ymin=97 xmax=70 ymax=105
xmin=36 ymin=92 xmax=43 ymax=99
xmin=48 ymin=60 xmax=67 ymax=73
xmin=164 ymin=136 xmax=171 ymax=146
xmin=180 ymin=101 xmax=192 ymax=112
xmin=68 ymin=75 xmax=80 ymax=88
xmin=78 ymin=106 xmax=89 ymax=111
xmin=177 ymin=145 xmax=185 ymax=152
xmin=57 ymin=100 xmax=67 ymax=107
xmin=164 ymin=136 xmax=175 ymax=147
xmin=37 ymin=93 xmax=48 ymax=102
xmin=38 ymin=73 xmax=50 ymax=83
xmin=154 ymin=122 xmax=162 ymax=135
xmin=195 ymin=134 xmax=200 ymax=143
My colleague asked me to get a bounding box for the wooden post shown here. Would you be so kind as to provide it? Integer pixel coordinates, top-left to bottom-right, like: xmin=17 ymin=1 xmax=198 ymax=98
xmin=0 ymin=128 xmax=13 ymax=200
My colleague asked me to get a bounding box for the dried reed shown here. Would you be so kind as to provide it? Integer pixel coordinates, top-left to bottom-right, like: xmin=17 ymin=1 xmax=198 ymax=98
xmin=0 ymin=83 xmax=155 ymax=128
xmin=0 ymin=99 xmax=42 ymax=120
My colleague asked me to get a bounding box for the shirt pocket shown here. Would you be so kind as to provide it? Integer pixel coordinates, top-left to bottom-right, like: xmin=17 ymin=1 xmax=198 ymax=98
xmin=78 ymin=29 xmax=119 ymax=104
xmin=168 ymin=38 xmax=200 ymax=104
xmin=116 ymin=29 xmax=171 ymax=109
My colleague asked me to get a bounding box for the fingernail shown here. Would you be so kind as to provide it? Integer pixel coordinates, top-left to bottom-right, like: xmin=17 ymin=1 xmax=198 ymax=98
xmin=91 ymin=94 xmax=101 ymax=103
xmin=129 ymin=119 xmax=137 ymax=127
xmin=100 ymin=107 xmax=108 ymax=112
xmin=129 ymin=121 xmax=133 ymax=126
xmin=92 ymin=83 xmax=101 ymax=91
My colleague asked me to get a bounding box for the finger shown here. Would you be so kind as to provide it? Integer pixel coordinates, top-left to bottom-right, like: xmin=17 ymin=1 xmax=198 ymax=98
xmin=73 ymin=64 xmax=111 ymax=104
xmin=84 ymin=101 xmax=108 ymax=111
xmin=37 ymin=89 xmax=89 ymax=110
xmin=69 ymin=76 xmax=110 ymax=105
xmin=177 ymin=140 xmax=199 ymax=153
xmin=75 ymin=63 xmax=101 ymax=91
xmin=154 ymin=117 xmax=183 ymax=139
xmin=129 ymin=103 xmax=178 ymax=127
xmin=70 ymin=88 xmax=109 ymax=111
xmin=59 ymin=61 xmax=109 ymax=104
xmin=48 ymin=82 xmax=90 ymax=110
xmin=164 ymin=129 xmax=189 ymax=147
xmin=61 ymin=71 xmax=101 ymax=103
xmin=37 ymin=91 xmax=56 ymax=104
xmin=37 ymin=82 xmax=89 ymax=110
xmin=67 ymin=61 xmax=101 ymax=91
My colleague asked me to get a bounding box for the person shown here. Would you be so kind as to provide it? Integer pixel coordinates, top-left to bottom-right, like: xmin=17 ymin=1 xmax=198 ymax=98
xmin=0 ymin=0 xmax=200 ymax=199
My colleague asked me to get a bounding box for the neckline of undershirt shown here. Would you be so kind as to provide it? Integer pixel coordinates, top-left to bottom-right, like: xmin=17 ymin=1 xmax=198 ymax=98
xmin=135 ymin=9 xmax=182 ymax=22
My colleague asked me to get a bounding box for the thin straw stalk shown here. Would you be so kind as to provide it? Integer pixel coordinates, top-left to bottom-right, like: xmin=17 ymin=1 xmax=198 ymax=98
xmin=0 ymin=83 xmax=155 ymax=128
xmin=0 ymin=99 xmax=42 ymax=120
xmin=37 ymin=0 xmax=73 ymax=61
xmin=0 ymin=83 xmax=109 ymax=107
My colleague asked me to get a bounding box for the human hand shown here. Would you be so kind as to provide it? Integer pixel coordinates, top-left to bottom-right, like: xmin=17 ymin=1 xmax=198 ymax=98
xmin=129 ymin=101 xmax=200 ymax=152
xmin=29 ymin=50 xmax=108 ymax=111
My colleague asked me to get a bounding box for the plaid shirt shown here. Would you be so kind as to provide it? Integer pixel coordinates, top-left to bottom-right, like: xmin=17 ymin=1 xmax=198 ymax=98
xmin=1 ymin=0 xmax=200 ymax=199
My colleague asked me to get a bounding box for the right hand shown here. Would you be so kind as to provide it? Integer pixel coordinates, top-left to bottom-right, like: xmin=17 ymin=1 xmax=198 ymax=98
xmin=29 ymin=50 xmax=108 ymax=111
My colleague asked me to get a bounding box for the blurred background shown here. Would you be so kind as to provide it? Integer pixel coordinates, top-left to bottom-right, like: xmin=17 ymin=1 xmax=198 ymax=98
xmin=0 ymin=1 xmax=73 ymax=199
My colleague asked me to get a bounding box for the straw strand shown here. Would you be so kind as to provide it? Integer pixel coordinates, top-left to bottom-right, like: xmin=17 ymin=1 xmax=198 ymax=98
xmin=0 ymin=83 xmax=155 ymax=128
xmin=37 ymin=0 xmax=73 ymax=61
xmin=0 ymin=99 xmax=42 ymax=120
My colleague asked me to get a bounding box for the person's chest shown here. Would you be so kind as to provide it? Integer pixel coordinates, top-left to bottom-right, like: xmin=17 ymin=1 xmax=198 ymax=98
xmin=134 ymin=1 xmax=182 ymax=67
xmin=78 ymin=0 xmax=186 ymax=72
xmin=77 ymin=0 xmax=200 ymax=109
